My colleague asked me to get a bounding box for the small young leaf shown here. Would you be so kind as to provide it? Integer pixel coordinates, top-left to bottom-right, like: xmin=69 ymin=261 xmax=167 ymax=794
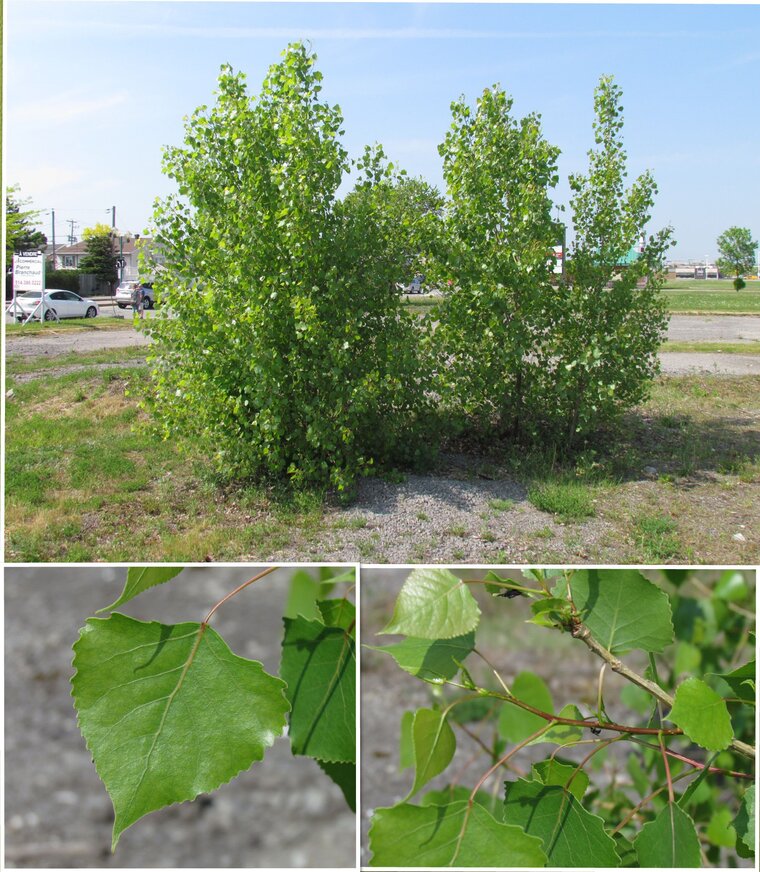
xmin=705 ymin=808 xmax=737 ymax=848
xmin=498 ymin=671 xmax=553 ymax=743
xmin=96 ymin=567 xmax=184 ymax=613
xmin=503 ymin=778 xmax=620 ymax=866
xmin=529 ymin=703 xmax=585 ymax=745
xmin=531 ymin=757 xmax=589 ymax=802
xmin=317 ymin=759 xmax=355 ymax=811
xmin=369 ymin=632 xmax=475 ymax=682
xmin=571 ymin=569 xmax=674 ymax=654
xmin=72 ymin=614 xmax=289 ymax=849
xmin=633 ymin=801 xmax=702 ymax=867
xmin=280 ymin=616 xmax=355 ymax=763
xmin=713 ymin=570 xmax=750 ymax=602
xmin=407 ymin=708 xmax=456 ymax=799
xmin=733 ymin=784 xmax=755 ymax=853
xmin=667 ymin=676 xmax=734 ymax=751
xmin=380 ymin=568 xmax=481 ymax=639
xmin=369 ymin=800 xmax=548 ymax=867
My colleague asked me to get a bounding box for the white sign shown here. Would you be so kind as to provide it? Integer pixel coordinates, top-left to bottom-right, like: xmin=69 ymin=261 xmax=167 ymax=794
xmin=13 ymin=251 xmax=45 ymax=292
xmin=552 ymin=245 xmax=564 ymax=275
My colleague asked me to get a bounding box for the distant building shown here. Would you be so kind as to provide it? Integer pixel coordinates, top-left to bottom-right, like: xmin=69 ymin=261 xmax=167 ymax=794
xmin=49 ymin=234 xmax=157 ymax=282
xmin=668 ymin=261 xmax=720 ymax=279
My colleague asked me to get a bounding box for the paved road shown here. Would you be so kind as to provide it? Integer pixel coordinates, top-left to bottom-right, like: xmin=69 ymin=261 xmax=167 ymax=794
xmin=6 ymin=315 xmax=760 ymax=374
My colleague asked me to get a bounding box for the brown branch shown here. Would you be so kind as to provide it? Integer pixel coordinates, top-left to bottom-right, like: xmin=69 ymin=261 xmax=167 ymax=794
xmin=203 ymin=566 xmax=278 ymax=624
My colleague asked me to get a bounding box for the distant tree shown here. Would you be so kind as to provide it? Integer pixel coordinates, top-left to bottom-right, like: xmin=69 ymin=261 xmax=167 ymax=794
xmin=716 ymin=226 xmax=758 ymax=290
xmin=78 ymin=224 xmax=118 ymax=291
xmin=6 ymin=185 xmax=47 ymax=256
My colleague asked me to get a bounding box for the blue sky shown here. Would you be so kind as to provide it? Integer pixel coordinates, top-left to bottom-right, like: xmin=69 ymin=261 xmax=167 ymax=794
xmin=5 ymin=2 xmax=759 ymax=260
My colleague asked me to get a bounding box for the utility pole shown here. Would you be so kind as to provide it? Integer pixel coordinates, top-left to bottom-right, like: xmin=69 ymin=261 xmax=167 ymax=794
xmin=51 ymin=209 xmax=56 ymax=270
xmin=66 ymin=219 xmax=78 ymax=244
xmin=111 ymin=206 xmax=116 ymax=228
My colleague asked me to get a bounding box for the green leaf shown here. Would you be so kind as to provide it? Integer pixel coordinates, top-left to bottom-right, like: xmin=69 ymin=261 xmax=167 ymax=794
xmin=713 ymin=570 xmax=750 ymax=602
xmin=498 ymin=672 xmax=553 ymax=743
xmin=531 ymin=758 xmax=589 ymax=802
xmin=96 ymin=567 xmax=184 ymax=613
xmin=369 ymin=800 xmax=548 ymax=867
xmin=503 ymin=778 xmax=619 ymax=866
xmin=317 ymin=598 xmax=356 ymax=631
xmin=667 ymin=677 xmax=734 ymax=751
xmin=706 ymin=807 xmax=737 ymax=848
xmin=317 ymin=759 xmax=355 ymax=811
xmin=710 ymin=659 xmax=755 ymax=703
xmin=399 ymin=710 xmax=414 ymax=770
xmin=733 ymin=784 xmax=755 ymax=853
xmin=380 ymin=568 xmax=481 ymax=639
xmin=284 ymin=569 xmax=322 ymax=622
xmin=280 ymin=616 xmax=355 ymax=763
xmin=633 ymin=802 xmax=702 ymax=867
xmin=570 ymin=568 xmax=674 ymax=654
xmin=421 ymin=785 xmax=503 ymax=819
xmin=369 ymin=632 xmax=475 ymax=682
xmin=530 ymin=703 xmax=586 ymax=745
xmin=72 ymin=614 xmax=289 ymax=849
xmin=407 ymin=708 xmax=456 ymax=799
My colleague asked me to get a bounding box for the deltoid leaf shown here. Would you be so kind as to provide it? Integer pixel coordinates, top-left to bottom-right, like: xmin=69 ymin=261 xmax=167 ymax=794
xmin=369 ymin=632 xmax=475 ymax=682
xmin=667 ymin=676 xmax=734 ymax=751
xmin=498 ymin=671 xmax=553 ymax=743
xmin=317 ymin=760 xmax=355 ymax=812
xmin=633 ymin=802 xmax=702 ymax=867
xmin=421 ymin=785 xmax=503 ymax=819
xmin=72 ymin=614 xmax=289 ymax=849
xmin=531 ymin=758 xmax=589 ymax=802
xmin=97 ymin=567 xmax=184 ymax=613
xmin=710 ymin=659 xmax=755 ymax=703
xmin=733 ymin=784 xmax=755 ymax=853
xmin=570 ymin=568 xmax=674 ymax=654
xmin=407 ymin=708 xmax=456 ymax=799
xmin=380 ymin=568 xmax=481 ymax=639
xmin=503 ymin=778 xmax=620 ymax=867
xmin=369 ymin=800 xmax=548 ymax=867
xmin=317 ymin=598 xmax=356 ymax=631
xmin=279 ymin=615 xmax=355 ymax=763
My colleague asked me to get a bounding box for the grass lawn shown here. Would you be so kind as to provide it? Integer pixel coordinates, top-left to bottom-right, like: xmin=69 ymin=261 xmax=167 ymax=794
xmin=6 ymin=345 xmax=149 ymax=377
xmin=5 ymin=353 xmax=759 ymax=562
xmin=404 ymin=281 xmax=760 ymax=315
xmin=661 ymin=341 xmax=760 ymax=354
xmin=5 ymin=316 xmax=135 ymax=334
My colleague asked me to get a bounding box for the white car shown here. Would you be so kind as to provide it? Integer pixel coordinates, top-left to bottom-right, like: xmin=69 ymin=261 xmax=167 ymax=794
xmin=115 ymin=281 xmax=154 ymax=309
xmin=14 ymin=290 xmax=99 ymax=321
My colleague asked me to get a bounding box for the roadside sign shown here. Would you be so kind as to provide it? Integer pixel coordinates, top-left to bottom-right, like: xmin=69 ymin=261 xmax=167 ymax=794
xmin=12 ymin=250 xmax=45 ymax=292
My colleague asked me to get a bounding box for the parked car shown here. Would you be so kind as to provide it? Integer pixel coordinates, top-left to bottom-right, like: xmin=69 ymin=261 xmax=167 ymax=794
xmin=115 ymin=281 xmax=154 ymax=309
xmin=14 ymin=290 xmax=99 ymax=321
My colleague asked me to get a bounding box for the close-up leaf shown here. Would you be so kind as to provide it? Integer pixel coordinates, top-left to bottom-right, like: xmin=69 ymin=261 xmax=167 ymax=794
xmin=503 ymin=778 xmax=620 ymax=867
xmin=72 ymin=613 xmax=289 ymax=849
xmin=531 ymin=758 xmax=590 ymax=802
xmin=733 ymin=784 xmax=755 ymax=853
xmin=571 ymin=569 xmax=674 ymax=654
xmin=317 ymin=598 xmax=356 ymax=631
xmin=369 ymin=631 xmax=475 ymax=682
xmin=280 ymin=615 xmax=355 ymax=763
xmin=380 ymin=568 xmax=481 ymax=639
xmin=369 ymin=800 xmax=548 ymax=867
xmin=317 ymin=759 xmax=355 ymax=812
xmin=498 ymin=671 xmax=554 ymax=743
xmin=710 ymin=659 xmax=755 ymax=703
xmin=667 ymin=677 xmax=734 ymax=751
xmin=407 ymin=708 xmax=456 ymax=799
xmin=633 ymin=801 xmax=702 ymax=867
xmin=96 ymin=567 xmax=184 ymax=613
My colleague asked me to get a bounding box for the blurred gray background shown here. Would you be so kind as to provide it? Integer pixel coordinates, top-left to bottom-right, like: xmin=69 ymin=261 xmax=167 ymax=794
xmin=5 ymin=565 xmax=356 ymax=868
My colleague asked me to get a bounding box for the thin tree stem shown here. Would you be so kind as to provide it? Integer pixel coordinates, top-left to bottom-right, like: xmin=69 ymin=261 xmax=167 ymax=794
xmin=203 ymin=566 xmax=278 ymax=624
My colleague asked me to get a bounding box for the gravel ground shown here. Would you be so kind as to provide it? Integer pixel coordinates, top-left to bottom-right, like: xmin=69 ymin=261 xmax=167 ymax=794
xmin=4 ymin=566 xmax=356 ymax=869
xmin=659 ymin=352 xmax=760 ymax=374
